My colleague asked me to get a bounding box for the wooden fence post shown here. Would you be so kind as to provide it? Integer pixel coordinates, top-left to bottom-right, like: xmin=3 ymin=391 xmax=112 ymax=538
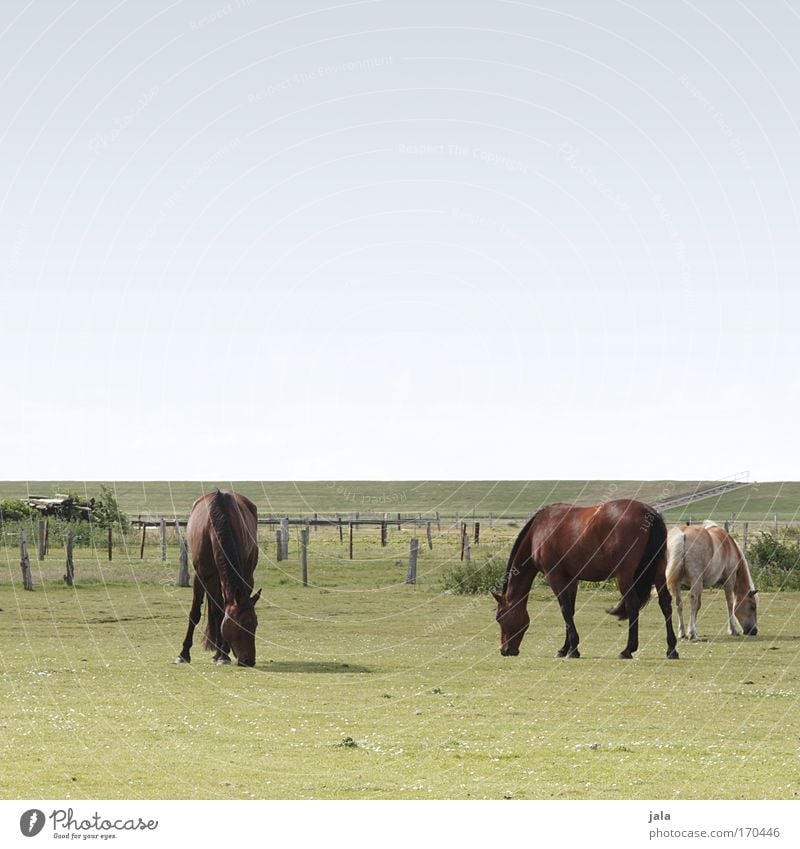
xmin=178 ymin=534 xmax=190 ymax=587
xmin=380 ymin=521 xmax=387 ymax=547
xmin=349 ymin=522 xmax=354 ymax=560
xmin=20 ymin=530 xmax=33 ymax=590
xmin=108 ymin=526 xmax=113 ymax=562
xmin=281 ymin=517 xmax=290 ymax=561
xmin=436 ymin=511 xmax=441 ymax=532
xmin=276 ymin=530 xmax=283 ymax=562
xmin=160 ymin=518 xmax=167 ymax=562
xmin=743 ymin=522 xmax=749 ymax=552
xmin=139 ymin=525 xmax=146 ymax=559
xmin=397 ymin=512 xmax=401 ymax=531
xmin=300 ymin=529 xmax=309 ymax=587
xmin=406 ymin=538 xmax=418 ymax=584
xmin=426 ymin=522 xmax=433 ymax=550
xmin=338 ymin=515 xmax=343 ymax=543
xmin=464 ymin=534 xmax=471 ymax=562
xmin=460 ymin=522 xmax=467 ymax=561
xmin=37 ymin=519 xmax=46 ymax=561
xmin=64 ymin=528 xmax=74 ymax=587
xmin=474 ymin=522 xmax=480 ymax=546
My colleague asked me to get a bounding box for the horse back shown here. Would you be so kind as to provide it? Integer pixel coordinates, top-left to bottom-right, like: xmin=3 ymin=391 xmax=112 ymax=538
xmin=666 ymin=525 xmax=729 ymax=589
xmin=186 ymin=490 xmax=259 ymax=590
xmin=532 ymin=499 xmax=657 ymax=581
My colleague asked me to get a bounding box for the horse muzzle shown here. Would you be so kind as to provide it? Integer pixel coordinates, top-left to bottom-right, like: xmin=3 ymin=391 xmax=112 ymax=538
xmin=744 ymin=626 xmax=758 ymax=636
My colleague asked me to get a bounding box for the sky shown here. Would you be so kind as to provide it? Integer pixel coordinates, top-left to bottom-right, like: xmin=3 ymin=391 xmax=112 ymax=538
xmin=1 ymin=0 xmax=799 ymax=481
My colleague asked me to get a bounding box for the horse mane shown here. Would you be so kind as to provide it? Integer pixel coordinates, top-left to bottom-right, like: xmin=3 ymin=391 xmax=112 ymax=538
xmin=208 ymin=489 xmax=251 ymax=601
xmin=502 ymin=511 xmax=538 ymax=593
xmin=728 ymin=531 xmax=757 ymax=593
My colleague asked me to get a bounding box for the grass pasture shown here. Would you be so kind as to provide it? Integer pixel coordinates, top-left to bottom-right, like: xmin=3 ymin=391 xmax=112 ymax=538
xmin=5 ymin=479 xmax=800 ymax=521
xmin=2 ymin=522 xmax=800 ymax=800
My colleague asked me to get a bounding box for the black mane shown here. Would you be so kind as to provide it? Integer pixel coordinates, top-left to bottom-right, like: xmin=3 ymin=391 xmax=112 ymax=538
xmin=209 ymin=489 xmax=251 ymax=601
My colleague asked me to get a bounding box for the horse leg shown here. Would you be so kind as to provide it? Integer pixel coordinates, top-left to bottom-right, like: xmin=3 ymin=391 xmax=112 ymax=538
xmin=723 ymin=575 xmax=741 ymax=636
xmin=689 ymin=582 xmax=702 ymax=641
xmin=656 ymin=584 xmax=679 ymax=659
xmin=206 ymin=596 xmax=232 ymax=665
xmin=176 ymin=575 xmax=204 ymax=663
xmin=619 ymin=594 xmax=640 ymax=659
xmin=554 ymin=581 xmax=580 ymax=658
xmin=674 ymin=584 xmax=688 ymax=640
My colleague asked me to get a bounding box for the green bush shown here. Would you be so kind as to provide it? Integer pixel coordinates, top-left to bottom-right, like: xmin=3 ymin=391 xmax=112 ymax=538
xmin=442 ymin=552 xmax=507 ymax=595
xmin=747 ymin=531 xmax=800 ymax=591
xmin=92 ymin=485 xmax=129 ymax=530
xmin=0 ymin=499 xmax=35 ymax=522
xmin=747 ymin=531 xmax=800 ymax=572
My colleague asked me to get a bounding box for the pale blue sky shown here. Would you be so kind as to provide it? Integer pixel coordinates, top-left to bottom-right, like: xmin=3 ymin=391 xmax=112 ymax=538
xmin=2 ymin=1 xmax=798 ymax=480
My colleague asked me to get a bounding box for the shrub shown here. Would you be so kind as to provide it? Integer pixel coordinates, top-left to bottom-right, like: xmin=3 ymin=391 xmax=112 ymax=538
xmin=0 ymin=499 xmax=35 ymax=522
xmin=92 ymin=485 xmax=130 ymax=530
xmin=747 ymin=531 xmax=800 ymax=572
xmin=442 ymin=552 xmax=507 ymax=595
xmin=747 ymin=531 xmax=800 ymax=592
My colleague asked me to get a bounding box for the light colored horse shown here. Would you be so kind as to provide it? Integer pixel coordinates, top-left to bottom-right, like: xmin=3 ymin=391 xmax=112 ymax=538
xmin=666 ymin=520 xmax=758 ymax=640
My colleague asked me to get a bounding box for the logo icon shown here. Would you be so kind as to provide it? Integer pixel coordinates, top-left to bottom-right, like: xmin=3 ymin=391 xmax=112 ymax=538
xmin=20 ymin=810 xmax=46 ymax=837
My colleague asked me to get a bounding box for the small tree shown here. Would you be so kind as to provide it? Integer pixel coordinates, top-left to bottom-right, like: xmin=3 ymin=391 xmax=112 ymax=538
xmin=91 ymin=485 xmax=130 ymax=531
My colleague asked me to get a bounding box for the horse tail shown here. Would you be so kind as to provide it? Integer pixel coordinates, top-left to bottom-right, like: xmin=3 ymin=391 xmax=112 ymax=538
xmin=664 ymin=528 xmax=685 ymax=596
xmin=608 ymin=509 xmax=667 ymax=620
xmin=202 ymin=490 xmax=242 ymax=650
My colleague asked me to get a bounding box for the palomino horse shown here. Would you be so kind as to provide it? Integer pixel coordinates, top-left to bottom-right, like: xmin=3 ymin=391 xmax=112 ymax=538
xmin=492 ymin=499 xmax=679 ymax=659
xmin=666 ymin=520 xmax=758 ymax=641
xmin=176 ymin=490 xmax=261 ymax=667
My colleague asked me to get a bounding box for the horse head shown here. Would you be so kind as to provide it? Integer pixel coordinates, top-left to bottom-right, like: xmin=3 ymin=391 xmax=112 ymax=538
xmin=491 ymin=590 xmax=529 ymax=656
xmin=734 ymin=587 xmax=758 ymax=636
xmin=221 ymin=589 xmax=262 ymax=666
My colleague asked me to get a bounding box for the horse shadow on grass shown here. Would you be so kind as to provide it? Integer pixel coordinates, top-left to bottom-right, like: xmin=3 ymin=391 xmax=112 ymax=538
xmin=257 ymin=660 xmax=372 ymax=674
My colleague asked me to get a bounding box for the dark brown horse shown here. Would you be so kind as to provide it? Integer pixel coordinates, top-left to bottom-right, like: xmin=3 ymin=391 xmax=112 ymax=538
xmin=176 ymin=490 xmax=261 ymax=667
xmin=493 ymin=499 xmax=679 ymax=660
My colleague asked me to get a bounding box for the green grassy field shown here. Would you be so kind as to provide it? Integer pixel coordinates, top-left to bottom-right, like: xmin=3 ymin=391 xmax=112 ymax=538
xmin=2 ymin=525 xmax=799 ymax=800
xmin=3 ymin=479 xmax=800 ymax=522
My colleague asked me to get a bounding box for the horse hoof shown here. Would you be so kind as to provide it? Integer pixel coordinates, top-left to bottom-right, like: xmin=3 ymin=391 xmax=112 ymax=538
xmin=667 ymin=650 xmax=680 ymax=660
xmin=618 ymin=651 xmax=634 ymax=659
xmin=175 ymin=656 xmax=190 ymax=664
xmin=555 ymin=650 xmax=567 ymax=658
xmin=567 ymin=650 xmax=580 ymax=659
xmin=214 ymin=657 xmax=232 ymax=666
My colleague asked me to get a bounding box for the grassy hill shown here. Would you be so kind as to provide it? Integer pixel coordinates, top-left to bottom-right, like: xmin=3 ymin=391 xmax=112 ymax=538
xmin=2 ymin=480 xmax=798 ymax=522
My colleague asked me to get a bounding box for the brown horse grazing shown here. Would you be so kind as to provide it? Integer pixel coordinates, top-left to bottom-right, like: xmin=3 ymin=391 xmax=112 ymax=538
xmin=176 ymin=490 xmax=261 ymax=667
xmin=492 ymin=499 xmax=679 ymax=660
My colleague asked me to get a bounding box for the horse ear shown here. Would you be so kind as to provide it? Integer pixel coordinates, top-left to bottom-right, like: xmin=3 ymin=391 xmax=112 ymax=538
xmin=250 ymin=588 xmax=262 ymax=606
xmin=750 ymin=588 xmax=758 ymax=597
xmin=490 ymin=590 xmax=503 ymax=603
